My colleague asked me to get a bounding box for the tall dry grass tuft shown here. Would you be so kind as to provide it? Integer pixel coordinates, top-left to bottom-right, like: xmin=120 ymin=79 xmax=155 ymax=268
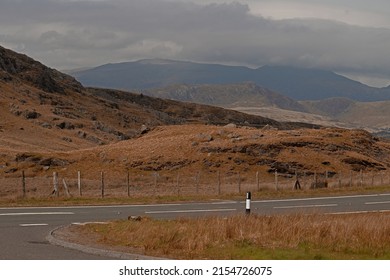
xmin=82 ymin=212 xmax=390 ymax=259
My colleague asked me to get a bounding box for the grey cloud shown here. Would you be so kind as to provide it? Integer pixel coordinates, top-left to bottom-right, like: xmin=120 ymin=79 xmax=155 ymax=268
xmin=1 ymin=0 xmax=390 ymax=80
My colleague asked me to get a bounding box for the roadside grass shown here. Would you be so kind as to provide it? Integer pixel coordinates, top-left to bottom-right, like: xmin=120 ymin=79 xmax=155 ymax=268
xmin=0 ymin=186 xmax=390 ymax=207
xmin=77 ymin=212 xmax=390 ymax=260
xmin=0 ymin=184 xmax=389 ymax=207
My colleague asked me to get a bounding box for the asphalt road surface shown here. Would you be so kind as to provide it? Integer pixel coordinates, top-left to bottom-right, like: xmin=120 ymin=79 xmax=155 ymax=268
xmin=1 ymin=193 xmax=390 ymax=259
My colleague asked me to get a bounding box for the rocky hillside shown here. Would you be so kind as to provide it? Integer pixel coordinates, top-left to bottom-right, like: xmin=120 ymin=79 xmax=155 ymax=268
xmin=0 ymin=45 xmax=309 ymax=153
xmin=143 ymin=82 xmax=306 ymax=112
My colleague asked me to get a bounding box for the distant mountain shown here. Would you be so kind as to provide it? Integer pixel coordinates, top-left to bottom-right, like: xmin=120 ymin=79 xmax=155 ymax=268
xmin=72 ymin=59 xmax=390 ymax=101
xmin=143 ymin=82 xmax=306 ymax=112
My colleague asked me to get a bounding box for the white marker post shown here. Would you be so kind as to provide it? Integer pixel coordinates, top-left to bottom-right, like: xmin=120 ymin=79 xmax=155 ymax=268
xmin=246 ymin=192 xmax=251 ymax=215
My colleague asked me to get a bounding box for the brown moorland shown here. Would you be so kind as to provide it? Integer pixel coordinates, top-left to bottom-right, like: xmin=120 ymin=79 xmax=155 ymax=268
xmin=1 ymin=45 xmax=390 ymax=201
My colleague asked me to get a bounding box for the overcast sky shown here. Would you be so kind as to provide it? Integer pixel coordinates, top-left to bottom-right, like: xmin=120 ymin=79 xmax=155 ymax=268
xmin=1 ymin=0 xmax=390 ymax=86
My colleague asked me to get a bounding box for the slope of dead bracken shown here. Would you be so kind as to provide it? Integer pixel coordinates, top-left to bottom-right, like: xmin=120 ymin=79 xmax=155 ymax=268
xmin=3 ymin=124 xmax=390 ymax=187
xmin=69 ymin=124 xmax=390 ymax=176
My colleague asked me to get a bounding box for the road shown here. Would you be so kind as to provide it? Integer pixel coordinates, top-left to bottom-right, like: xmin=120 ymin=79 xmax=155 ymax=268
xmin=1 ymin=193 xmax=390 ymax=259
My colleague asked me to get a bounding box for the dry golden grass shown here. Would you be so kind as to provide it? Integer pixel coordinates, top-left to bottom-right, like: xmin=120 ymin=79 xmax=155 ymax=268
xmin=78 ymin=212 xmax=390 ymax=260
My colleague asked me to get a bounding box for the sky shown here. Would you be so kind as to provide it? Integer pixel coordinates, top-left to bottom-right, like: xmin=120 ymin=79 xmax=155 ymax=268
xmin=1 ymin=0 xmax=390 ymax=87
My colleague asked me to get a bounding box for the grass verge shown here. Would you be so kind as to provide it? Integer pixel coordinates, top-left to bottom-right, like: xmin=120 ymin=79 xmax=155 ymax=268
xmin=76 ymin=212 xmax=390 ymax=260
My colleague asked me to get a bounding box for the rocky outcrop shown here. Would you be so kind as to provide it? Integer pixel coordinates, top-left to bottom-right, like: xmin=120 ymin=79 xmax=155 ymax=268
xmin=0 ymin=45 xmax=83 ymax=93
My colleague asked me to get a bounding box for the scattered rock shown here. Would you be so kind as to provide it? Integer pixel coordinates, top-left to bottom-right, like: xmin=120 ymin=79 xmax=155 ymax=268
xmin=5 ymin=168 xmax=18 ymax=174
xmin=56 ymin=121 xmax=75 ymax=130
xmin=224 ymin=123 xmax=237 ymax=128
xmin=140 ymin=124 xmax=150 ymax=134
xmin=196 ymin=133 xmax=213 ymax=142
xmin=23 ymin=110 xmax=41 ymax=119
xmin=38 ymin=158 xmax=69 ymax=167
xmin=40 ymin=122 xmax=52 ymax=129
xmin=128 ymin=216 xmax=143 ymax=221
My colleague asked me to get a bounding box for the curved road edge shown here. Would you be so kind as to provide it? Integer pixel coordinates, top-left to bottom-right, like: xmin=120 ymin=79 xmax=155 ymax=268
xmin=47 ymin=225 xmax=167 ymax=260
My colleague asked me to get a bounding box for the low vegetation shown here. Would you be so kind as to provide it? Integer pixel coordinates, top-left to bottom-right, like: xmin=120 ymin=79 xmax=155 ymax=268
xmin=77 ymin=212 xmax=390 ymax=260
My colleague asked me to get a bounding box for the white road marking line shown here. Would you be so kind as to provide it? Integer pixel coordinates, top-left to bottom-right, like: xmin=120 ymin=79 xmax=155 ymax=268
xmin=252 ymin=193 xmax=390 ymax=204
xmin=0 ymin=212 xmax=74 ymax=216
xmin=19 ymin=223 xmax=48 ymax=227
xmin=72 ymin=222 xmax=109 ymax=225
xmin=365 ymin=201 xmax=390 ymax=205
xmin=330 ymin=210 xmax=390 ymax=215
xmin=0 ymin=204 xmax=183 ymax=211
xmin=274 ymin=204 xmax=338 ymax=209
xmin=145 ymin=208 xmax=237 ymax=214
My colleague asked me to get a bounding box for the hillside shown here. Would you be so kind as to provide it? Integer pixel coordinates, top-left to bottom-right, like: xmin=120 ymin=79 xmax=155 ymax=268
xmin=301 ymin=98 xmax=390 ymax=136
xmin=143 ymin=82 xmax=306 ymax=112
xmin=71 ymin=59 xmax=390 ymax=101
xmin=1 ymin=45 xmax=298 ymax=153
xmin=1 ymin=45 xmax=390 ymax=196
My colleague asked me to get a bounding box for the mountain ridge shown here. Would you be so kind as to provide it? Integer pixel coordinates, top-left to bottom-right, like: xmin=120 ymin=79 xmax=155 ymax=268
xmin=72 ymin=58 xmax=390 ymax=101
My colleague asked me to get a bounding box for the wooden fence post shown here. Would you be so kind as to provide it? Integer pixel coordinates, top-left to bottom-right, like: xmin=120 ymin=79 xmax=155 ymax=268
xmin=338 ymin=172 xmax=342 ymax=188
xmin=381 ymin=171 xmax=384 ymax=186
xmin=196 ymin=171 xmax=200 ymax=195
xmin=53 ymin=172 xmax=59 ymax=197
xmin=176 ymin=172 xmax=180 ymax=196
xmin=153 ymin=172 xmax=158 ymax=196
xmin=238 ymin=172 xmax=241 ymax=194
xmin=275 ymin=170 xmax=278 ymax=190
xmin=349 ymin=171 xmax=353 ymax=188
xmin=256 ymin=171 xmax=260 ymax=192
xmin=62 ymin=179 xmax=71 ymax=198
xmin=217 ymin=170 xmax=221 ymax=195
xmin=78 ymin=171 xmax=82 ymax=197
xmin=127 ymin=170 xmax=130 ymax=197
xmin=22 ymin=171 xmax=26 ymax=198
xmin=360 ymin=170 xmax=363 ymax=187
xmin=100 ymin=171 xmax=104 ymax=198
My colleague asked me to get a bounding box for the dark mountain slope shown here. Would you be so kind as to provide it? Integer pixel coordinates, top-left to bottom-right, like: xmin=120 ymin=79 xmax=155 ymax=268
xmin=72 ymin=59 xmax=390 ymax=101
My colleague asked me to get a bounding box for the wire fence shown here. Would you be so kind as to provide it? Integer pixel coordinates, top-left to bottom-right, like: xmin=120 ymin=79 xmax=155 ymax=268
xmin=1 ymin=169 xmax=390 ymax=200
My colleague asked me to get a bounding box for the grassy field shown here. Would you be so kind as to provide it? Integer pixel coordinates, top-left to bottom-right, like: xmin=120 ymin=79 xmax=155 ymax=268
xmin=76 ymin=212 xmax=390 ymax=260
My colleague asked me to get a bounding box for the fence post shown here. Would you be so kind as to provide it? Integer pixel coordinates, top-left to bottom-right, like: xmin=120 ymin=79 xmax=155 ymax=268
xmin=100 ymin=171 xmax=105 ymax=198
xmin=217 ymin=171 xmax=221 ymax=195
xmin=176 ymin=172 xmax=180 ymax=196
xmin=360 ymin=170 xmax=363 ymax=187
xmin=53 ymin=172 xmax=59 ymax=197
xmin=338 ymin=172 xmax=342 ymax=188
xmin=127 ymin=170 xmax=130 ymax=197
xmin=62 ymin=179 xmax=71 ymax=198
xmin=256 ymin=171 xmax=260 ymax=192
xmin=196 ymin=171 xmax=200 ymax=195
xmin=381 ymin=171 xmax=384 ymax=186
xmin=78 ymin=171 xmax=82 ymax=197
xmin=275 ymin=170 xmax=278 ymax=190
xmin=238 ymin=172 xmax=241 ymax=194
xmin=349 ymin=171 xmax=353 ymax=187
xmin=153 ymin=172 xmax=158 ymax=196
xmin=22 ymin=171 xmax=26 ymax=198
